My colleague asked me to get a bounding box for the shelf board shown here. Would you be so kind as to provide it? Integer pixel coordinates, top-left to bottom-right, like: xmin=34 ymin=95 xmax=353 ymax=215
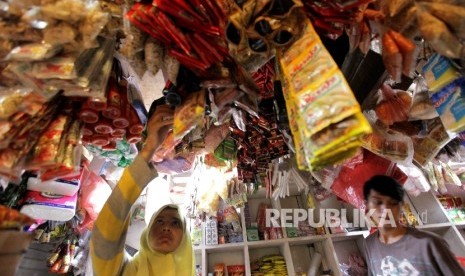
xmin=416 ymin=222 xmax=452 ymax=230
xmin=286 ymin=235 xmax=326 ymax=245
xmin=453 ymin=222 xmax=465 ymax=229
xmin=247 ymin=238 xmax=286 ymax=249
xmin=203 ymin=242 xmax=245 ymax=253
xmin=330 ymin=230 xmax=370 ymax=242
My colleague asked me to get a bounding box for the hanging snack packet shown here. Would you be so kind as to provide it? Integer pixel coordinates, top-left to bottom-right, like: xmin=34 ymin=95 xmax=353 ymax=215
xmin=375 ymin=84 xmax=412 ymax=126
xmin=409 ymin=76 xmax=438 ymax=121
xmin=6 ymin=43 xmax=62 ymax=61
xmin=173 ymin=90 xmax=205 ymax=141
xmin=412 ymin=118 xmax=452 ymax=167
xmin=430 ymin=78 xmax=465 ymax=135
xmin=417 ymin=8 xmax=462 ymax=60
xmin=279 ymin=19 xmax=371 ymax=170
xmin=0 ymin=87 xmax=35 ymax=119
xmin=0 ymin=204 xmax=35 ymax=229
xmin=420 ymin=2 xmax=465 ymax=40
xmin=363 ymin=112 xmax=414 ymax=165
xmin=41 ymin=119 xmax=82 ymax=181
xmin=27 ymin=114 xmax=69 ymax=169
xmin=31 ymin=57 xmax=77 ymax=80
xmin=422 ymin=53 xmax=462 ymax=93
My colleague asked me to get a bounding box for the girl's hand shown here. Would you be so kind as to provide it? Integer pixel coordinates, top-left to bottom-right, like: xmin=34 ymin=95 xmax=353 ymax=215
xmin=140 ymin=105 xmax=174 ymax=163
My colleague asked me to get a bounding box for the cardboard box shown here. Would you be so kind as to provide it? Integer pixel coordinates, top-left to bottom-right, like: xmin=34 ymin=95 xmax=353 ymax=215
xmin=0 ymin=230 xmax=33 ymax=276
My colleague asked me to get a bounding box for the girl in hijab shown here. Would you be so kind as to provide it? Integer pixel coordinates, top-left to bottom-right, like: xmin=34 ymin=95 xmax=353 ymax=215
xmin=90 ymin=105 xmax=194 ymax=276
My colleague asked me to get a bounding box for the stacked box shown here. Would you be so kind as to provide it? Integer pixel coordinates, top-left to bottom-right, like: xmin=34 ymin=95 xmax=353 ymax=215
xmin=205 ymin=218 xmax=218 ymax=246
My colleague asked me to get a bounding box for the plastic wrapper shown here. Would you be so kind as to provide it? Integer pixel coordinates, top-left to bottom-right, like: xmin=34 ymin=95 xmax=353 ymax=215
xmin=422 ymin=53 xmax=462 ymax=93
xmin=363 ymin=111 xmax=414 ymax=165
xmin=42 ymin=120 xmax=82 ymax=181
xmin=339 ymin=253 xmax=368 ymax=276
xmin=40 ymin=0 xmax=88 ymax=23
xmin=433 ymin=162 xmax=447 ymax=193
xmin=397 ymin=163 xmax=431 ymax=194
xmin=225 ymin=0 xmax=304 ymax=71
xmin=379 ymin=0 xmax=417 ymax=35
xmin=76 ymin=36 xmax=116 ymax=88
xmin=6 ymin=43 xmax=62 ymax=61
xmin=0 ymin=204 xmax=35 ymax=229
xmin=154 ymin=156 xmax=193 ymax=174
xmin=417 ymin=8 xmax=462 ymax=59
xmin=430 ymin=78 xmax=465 ymax=135
xmin=31 ymin=56 xmax=77 ymax=80
xmin=412 ymin=118 xmax=452 ymax=167
xmin=43 ymin=22 xmax=77 ymax=46
xmin=0 ymin=95 xmax=64 ymax=179
xmin=78 ymin=167 xmax=111 ymax=229
xmin=425 ymin=162 xmax=439 ymax=191
xmin=330 ymin=149 xmax=408 ymax=209
xmin=127 ymin=1 xmax=226 ymax=73
xmin=0 ymin=87 xmax=39 ymax=119
xmin=27 ymin=114 xmax=69 ymax=170
xmin=381 ymin=31 xmax=402 ymax=83
xmin=196 ymin=123 xmax=231 ymax=155
xmin=151 ymin=131 xmax=180 ymax=162
xmin=375 ymin=84 xmax=412 ymax=126
xmin=163 ymin=52 xmax=180 ymax=84
xmin=144 ymin=38 xmax=164 ymax=75
xmin=387 ymin=30 xmax=417 ymax=77
xmin=173 ymin=90 xmax=205 ymax=140
xmin=279 ymin=21 xmax=371 ymax=168
xmin=0 ymin=21 xmax=42 ymax=43
xmin=80 ymin=3 xmax=110 ymax=49
xmin=409 ymin=76 xmax=438 ymax=121
xmin=440 ymin=160 xmax=462 ymax=186
xmin=420 ymin=2 xmax=465 ymax=40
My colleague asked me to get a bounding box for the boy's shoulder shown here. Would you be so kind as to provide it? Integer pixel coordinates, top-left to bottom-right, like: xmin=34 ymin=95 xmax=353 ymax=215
xmin=406 ymin=227 xmax=445 ymax=243
xmin=366 ymin=227 xmax=445 ymax=245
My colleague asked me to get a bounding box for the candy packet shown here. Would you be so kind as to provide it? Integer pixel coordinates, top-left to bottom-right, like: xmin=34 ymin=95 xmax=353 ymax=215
xmin=430 ymin=78 xmax=465 ymax=135
xmin=173 ymin=90 xmax=205 ymax=141
xmin=375 ymin=83 xmax=412 ymax=126
xmin=412 ymin=118 xmax=452 ymax=167
xmin=5 ymin=43 xmax=62 ymax=61
xmin=363 ymin=111 xmax=414 ymax=165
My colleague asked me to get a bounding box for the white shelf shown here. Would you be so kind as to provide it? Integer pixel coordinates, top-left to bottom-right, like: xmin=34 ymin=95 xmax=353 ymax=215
xmin=416 ymin=222 xmax=453 ymax=230
xmin=203 ymin=242 xmax=245 ymax=252
xmin=329 ymin=230 xmax=370 ymax=241
xmin=287 ymin=235 xmax=326 ymax=245
xmin=196 ymin=181 xmax=465 ymax=276
xmin=247 ymin=238 xmax=286 ymax=249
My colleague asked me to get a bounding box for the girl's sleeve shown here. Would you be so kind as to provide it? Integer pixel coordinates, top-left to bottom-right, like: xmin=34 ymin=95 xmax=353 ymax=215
xmin=90 ymin=156 xmax=158 ymax=276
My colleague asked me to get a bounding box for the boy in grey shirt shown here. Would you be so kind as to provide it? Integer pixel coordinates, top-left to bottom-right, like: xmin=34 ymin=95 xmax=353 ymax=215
xmin=363 ymin=175 xmax=465 ymax=276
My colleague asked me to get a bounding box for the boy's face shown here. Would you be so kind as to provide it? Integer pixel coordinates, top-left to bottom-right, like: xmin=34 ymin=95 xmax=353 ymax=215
xmin=149 ymin=208 xmax=183 ymax=254
xmin=366 ymin=190 xmax=403 ymax=228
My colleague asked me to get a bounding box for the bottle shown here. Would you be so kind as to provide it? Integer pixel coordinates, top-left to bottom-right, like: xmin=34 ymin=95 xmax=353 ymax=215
xmin=162 ymin=80 xmax=182 ymax=107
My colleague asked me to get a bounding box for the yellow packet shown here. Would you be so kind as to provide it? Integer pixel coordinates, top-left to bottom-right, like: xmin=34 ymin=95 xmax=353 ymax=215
xmin=311 ymin=112 xmax=371 ymax=158
xmin=293 ymin=73 xmax=360 ymax=137
xmin=309 ymin=140 xmax=362 ymax=170
xmin=283 ymin=41 xmax=338 ymax=92
xmin=278 ymin=18 xmax=370 ymax=170
xmin=279 ymin=69 xmax=309 ymax=170
xmin=280 ymin=23 xmax=319 ymax=67
xmin=173 ymin=90 xmax=205 ymax=141
xmin=422 ymin=53 xmax=461 ymax=93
